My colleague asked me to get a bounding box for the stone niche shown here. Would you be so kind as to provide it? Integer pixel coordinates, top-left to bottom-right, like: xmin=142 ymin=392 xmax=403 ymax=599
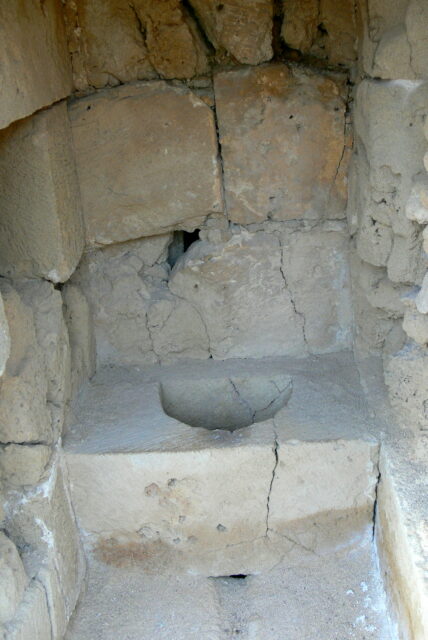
xmin=0 ymin=1 xmax=428 ymax=639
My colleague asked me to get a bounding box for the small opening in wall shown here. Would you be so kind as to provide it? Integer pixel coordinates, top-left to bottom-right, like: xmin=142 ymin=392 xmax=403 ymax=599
xmin=167 ymin=230 xmax=200 ymax=268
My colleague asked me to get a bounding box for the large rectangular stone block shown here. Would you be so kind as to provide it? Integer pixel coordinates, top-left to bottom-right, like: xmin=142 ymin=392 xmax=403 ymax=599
xmin=0 ymin=102 xmax=84 ymax=283
xmin=0 ymin=0 xmax=72 ymax=130
xmin=69 ymin=83 xmax=223 ymax=245
xmin=214 ymin=64 xmax=347 ymax=224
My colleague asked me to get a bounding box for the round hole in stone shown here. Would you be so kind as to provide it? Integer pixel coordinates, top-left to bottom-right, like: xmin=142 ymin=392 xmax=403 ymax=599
xmin=160 ymin=374 xmax=292 ymax=431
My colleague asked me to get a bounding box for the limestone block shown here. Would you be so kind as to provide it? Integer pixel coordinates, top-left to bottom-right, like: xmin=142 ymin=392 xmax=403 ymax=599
xmin=416 ymin=273 xmax=428 ymax=313
xmin=403 ymin=307 xmax=428 ymax=345
xmin=0 ymin=293 xmax=10 ymax=378
xmin=65 ymin=436 xmax=275 ymax=565
xmin=65 ymin=0 xmax=208 ymax=90
xmin=16 ymin=282 xmax=71 ymax=436
xmin=169 ymin=229 xmax=306 ymax=359
xmin=5 ymin=457 xmax=85 ymax=639
xmin=0 ymin=533 xmax=28 ymax=625
xmin=69 ymin=83 xmax=223 ymax=246
xmin=214 ymin=64 xmax=347 ymax=225
xmin=0 ymin=102 xmax=84 ymax=283
xmin=376 ymin=453 xmax=428 ymax=640
xmin=282 ymin=0 xmax=357 ymax=66
xmin=62 ymin=285 xmax=96 ymax=399
xmin=405 ymin=174 xmax=428 ymax=224
xmin=0 ymin=282 xmax=51 ymax=445
xmin=189 ymin=0 xmax=273 ymax=65
xmin=72 ymin=236 xmax=171 ymax=366
xmin=0 ymin=445 xmax=51 ymax=488
xmin=352 ymin=80 xmax=428 ymax=278
xmin=147 ymin=295 xmax=210 ymax=364
xmin=269 ymin=439 xmax=379 ymax=540
xmin=361 ymin=0 xmax=428 ymax=79
xmin=384 ymin=343 xmax=428 ymax=430
xmin=279 ymin=227 xmax=352 ymax=352
xmin=3 ymin=580 xmax=51 ymax=640
xmin=0 ymin=0 xmax=72 ymax=130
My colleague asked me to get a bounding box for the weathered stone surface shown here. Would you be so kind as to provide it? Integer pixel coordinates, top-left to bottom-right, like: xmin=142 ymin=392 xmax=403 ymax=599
xmin=169 ymin=229 xmax=306 ymax=358
xmin=3 ymin=580 xmax=51 ymax=640
xmin=405 ymin=174 xmax=428 ymax=224
xmin=403 ymin=306 xmax=428 ymax=345
xmin=65 ymin=0 xmax=208 ymax=90
xmin=62 ymin=285 xmax=96 ymax=400
xmin=0 ymin=102 xmax=84 ymax=283
xmin=279 ymin=226 xmax=352 ymax=352
xmin=0 ymin=0 xmax=72 ymax=130
xmin=16 ymin=281 xmax=71 ymax=436
xmin=0 ymin=533 xmax=28 ymax=625
xmin=70 ymin=83 xmax=223 ymax=246
xmin=190 ymin=0 xmax=273 ymax=64
xmin=269 ymin=439 xmax=379 ymax=538
xmin=0 ymin=282 xmax=51 ymax=445
xmin=282 ymin=0 xmax=357 ymax=66
xmin=0 ymin=445 xmax=51 ymax=488
xmin=0 ymin=292 xmax=10 ymax=378
xmin=214 ymin=64 xmax=347 ymax=225
xmin=361 ymin=0 xmax=428 ymax=79
xmin=5 ymin=457 xmax=85 ymax=639
xmin=376 ymin=452 xmax=428 ymax=640
xmin=72 ymin=236 xmax=170 ymax=366
xmin=416 ymin=273 xmax=428 ymax=314
xmin=384 ymin=343 xmax=428 ymax=430
xmin=351 ymin=79 xmax=428 ymax=283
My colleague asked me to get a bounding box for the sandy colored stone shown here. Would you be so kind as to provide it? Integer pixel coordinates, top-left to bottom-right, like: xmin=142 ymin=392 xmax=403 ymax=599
xmin=189 ymin=0 xmax=273 ymax=64
xmin=416 ymin=272 xmax=428 ymax=314
xmin=214 ymin=64 xmax=347 ymax=224
xmin=361 ymin=0 xmax=428 ymax=79
xmin=0 ymin=282 xmax=51 ymax=445
xmin=16 ymin=281 xmax=71 ymax=437
xmin=384 ymin=343 xmax=428 ymax=430
xmin=0 ymin=292 xmax=10 ymax=378
xmin=62 ymin=285 xmax=96 ymax=400
xmin=169 ymin=229 xmax=306 ymax=359
xmin=376 ymin=453 xmax=428 ymax=640
xmin=352 ymin=79 xmax=428 ymax=282
xmin=279 ymin=226 xmax=352 ymax=353
xmin=0 ymin=445 xmax=51 ymax=488
xmin=0 ymin=533 xmax=28 ymax=625
xmin=3 ymin=579 xmax=52 ymax=640
xmin=0 ymin=0 xmax=72 ymax=130
xmin=269 ymin=439 xmax=379 ymax=540
xmin=0 ymin=102 xmax=84 ymax=283
xmin=405 ymin=174 xmax=428 ymax=224
xmin=70 ymin=83 xmax=223 ymax=246
xmin=5 ymin=457 xmax=85 ymax=639
xmin=65 ymin=0 xmax=208 ymax=90
xmin=282 ymin=0 xmax=357 ymax=66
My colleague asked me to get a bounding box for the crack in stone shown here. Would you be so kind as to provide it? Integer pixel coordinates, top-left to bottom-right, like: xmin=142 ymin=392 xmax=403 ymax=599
xmin=229 ymin=378 xmax=255 ymax=422
xmin=266 ymin=432 xmax=279 ymax=536
xmin=276 ymin=235 xmax=308 ymax=346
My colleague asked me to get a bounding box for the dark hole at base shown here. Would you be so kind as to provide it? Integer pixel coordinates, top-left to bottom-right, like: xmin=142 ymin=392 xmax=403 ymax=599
xmin=167 ymin=229 xmax=201 ymax=268
xmin=228 ymin=574 xmax=248 ymax=580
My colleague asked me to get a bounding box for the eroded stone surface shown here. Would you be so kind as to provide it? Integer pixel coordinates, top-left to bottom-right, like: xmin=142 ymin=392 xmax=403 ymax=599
xmin=0 ymin=282 xmax=51 ymax=445
xmin=70 ymin=83 xmax=223 ymax=245
xmin=384 ymin=343 xmax=428 ymax=431
xmin=0 ymin=533 xmax=28 ymax=625
xmin=0 ymin=445 xmax=51 ymax=488
xmin=360 ymin=0 xmax=428 ymax=79
xmin=350 ymin=79 xmax=428 ymax=285
xmin=3 ymin=580 xmax=52 ymax=640
xmin=190 ymin=0 xmax=273 ymax=64
xmin=282 ymin=0 xmax=357 ymax=66
xmin=0 ymin=0 xmax=72 ymax=130
xmin=5 ymin=457 xmax=85 ymax=639
xmin=0 ymin=292 xmax=10 ymax=378
xmin=214 ymin=64 xmax=347 ymax=224
xmin=64 ymin=0 xmax=208 ymax=91
xmin=0 ymin=102 xmax=84 ymax=283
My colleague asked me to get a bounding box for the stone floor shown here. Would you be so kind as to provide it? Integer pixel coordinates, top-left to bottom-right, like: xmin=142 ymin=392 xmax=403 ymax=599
xmin=65 ymin=538 xmax=396 ymax=640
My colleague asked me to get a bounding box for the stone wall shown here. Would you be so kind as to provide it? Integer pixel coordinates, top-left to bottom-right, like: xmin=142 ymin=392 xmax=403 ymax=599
xmin=349 ymin=0 xmax=428 ymax=432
